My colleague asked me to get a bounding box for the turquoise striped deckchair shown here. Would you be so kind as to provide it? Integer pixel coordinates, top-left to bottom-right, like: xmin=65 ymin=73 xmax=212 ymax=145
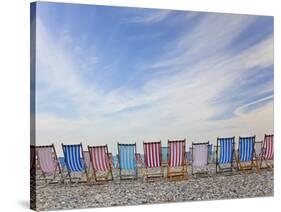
xmin=237 ymin=136 xmax=256 ymax=170
xmin=61 ymin=143 xmax=89 ymax=183
xmin=216 ymin=137 xmax=235 ymax=173
xmin=118 ymin=143 xmax=137 ymax=180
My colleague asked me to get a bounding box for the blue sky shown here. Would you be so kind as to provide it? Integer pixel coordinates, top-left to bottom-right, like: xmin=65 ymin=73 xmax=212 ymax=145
xmin=34 ymin=2 xmax=273 ymax=154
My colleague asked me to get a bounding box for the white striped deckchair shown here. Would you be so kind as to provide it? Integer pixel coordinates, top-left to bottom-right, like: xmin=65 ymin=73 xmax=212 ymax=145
xmin=216 ymin=137 xmax=235 ymax=174
xmin=62 ymin=143 xmax=89 ymax=183
xmin=237 ymin=136 xmax=256 ymax=171
xmin=36 ymin=144 xmax=62 ymax=183
xmin=260 ymin=134 xmax=274 ymax=169
xmin=88 ymin=145 xmax=113 ymax=182
xmin=191 ymin=142 xmax=210 ymax=177
xmin=118 ymin=143 xmax=138 ymax=180
xmin=167 ymin=139 xmax=187 ymax=180
xmin=143 ymin=141 xmax=163 ymax=181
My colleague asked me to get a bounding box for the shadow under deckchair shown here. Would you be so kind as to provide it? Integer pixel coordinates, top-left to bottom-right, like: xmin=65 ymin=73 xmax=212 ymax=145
xmin=36 ymin=144 xmax=63 ymax=184
xmin=236 ymin=136 xmax=257 ymax=171
xmin=167 ymin=139 xmax=187 ymax=180
xmin=61 ymin=143 xmax=89 ymax=183
xmin=118 ymin=143 xmax=138 ymax=180
xmin=191 ymin=141 xmax=210 ymax=178
xmin=143 ymin=141 xmax=164 ymax=182
xmin=215 ymin=137 xmax=235 ymax=174
xmin=88 ymin=144 xmax=113 ymax=183
xmin=259 ymin=134 xmax=274 ymax=170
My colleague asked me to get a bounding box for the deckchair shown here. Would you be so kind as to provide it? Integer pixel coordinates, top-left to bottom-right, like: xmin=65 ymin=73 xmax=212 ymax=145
xmin=118 ymin=143 xmax=138 ymax=180
xmin=36 ymin=144 xmax=62 ymax=183
xmin=208 ymin=144 xmax=214 ymax=163
xmin=167 ymin=139 xmax=187 ymax=180
xmin=191 ymin=142 xmax=209 ymax=177
xmin=61 ymin=143 xmax=88 ymax=183
xmin=216 ymin=137 xmax=235 ymax=174
xmin=236 ymin=136 xmax=256 ymax=171
xmin=135 ymin=153 xmax=143 ymax=168
xmin=161 ymin=146 xmax=168 ymax=166
xmin=143 ymin=141 xmax=163 ymax=181
xmin=260 ymin=134 xmax=274 ymax=169
xmin=88 ymin=145 xmax=113 ymax=182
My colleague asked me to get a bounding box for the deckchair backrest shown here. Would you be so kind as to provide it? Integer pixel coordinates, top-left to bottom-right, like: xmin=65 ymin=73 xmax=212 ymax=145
xmin=217 ymin=137 xmax=235 ymax=164
xmin=143 ymin=142 xmax=161 ymax=168
xmin=192 ymin=142 xmax=209 ymax=167
xmin=62 ymin=144 xmax=84 ymax=172
xmin=263 ymin=134 xmax=274 ymax=160
xmin=239 ymin=136 xmax=255 ymax=162
xmin=36 ymin=145 xmax=57 ymax=174
xmin=168 ymin=139 xmax=186 ymax=167
xmin=254 ymin=141 xmax=263 ymax=157
xmin=118 ymin=143 xmax=136 ymax=170
xmin=88 ymin=145 xmax=110 ymax=171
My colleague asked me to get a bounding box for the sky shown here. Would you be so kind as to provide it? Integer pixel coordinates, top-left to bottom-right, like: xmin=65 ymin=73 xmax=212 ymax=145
xmin=33 ymin=2 xmax=274 ymax=155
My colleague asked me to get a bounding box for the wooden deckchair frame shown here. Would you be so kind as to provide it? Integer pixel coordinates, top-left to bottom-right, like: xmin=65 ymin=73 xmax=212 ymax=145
xmin=117 ymin=143 xmax=138 ymax=180
xmin=61 ymin=143 xmax=89 ymax=183
xmin=167 ymin=139 xmax=187 ymax=180
xmin=191 ymin=141 xmax=210 ymax=177
xmin=215 ymin=137 xmax=235 ymax=174
xmin=143 ymin=141 xmax=164 ymax=181
xmin=236 ymin=136 xmax=257 ymax=171
xmin=87 ymin=144 xmax=113 ymax=183
xmin=259 ymin=134 xmax=274 ymax=170
xmin=36 ymin=144 xmax=63 ymax=184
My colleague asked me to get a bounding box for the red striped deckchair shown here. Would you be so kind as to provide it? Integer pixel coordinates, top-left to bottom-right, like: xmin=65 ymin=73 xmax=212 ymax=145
xmin=36 ymin=144 xmax=62 ymax=183
xmin=260 ymin=134 xmax=274 ymax=169
xmin=143 ymin=141 xmax=163 ymax=181
xmin=167 ymin=139 xmax=187 ymax=180
xmin=88 ymin=145 xmax=113 ymax=182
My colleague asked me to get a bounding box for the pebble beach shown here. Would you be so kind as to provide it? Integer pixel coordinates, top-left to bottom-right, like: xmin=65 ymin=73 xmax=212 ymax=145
xmin=32 ymin=164 xmax=274 ymax=211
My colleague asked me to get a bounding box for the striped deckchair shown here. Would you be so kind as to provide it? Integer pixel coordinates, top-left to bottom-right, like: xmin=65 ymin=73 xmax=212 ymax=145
xmin=58 ymin=157 xmax=66 ymax=171
xmin=36 ymin=144 xmax=62 ymax=183
xmin=237 ymin=136 xmax=256 ymax=171
xmin=87 ymin=145 xmax=113 ymax=182
xmin=167 ymin=139 xmax=187 ymax=180
xmin=143 ymin=141 xmax=163 ymax=181
xmin=135 ymin=153 xmax=143 ymax=168
xmin=114 ymin=154 xmax=119 ymax=168
xmin=161 ymin=146 xmax=168 ymax=166
xmin=118 ymin=143 xmax=137 ymax=180
xmin=62 ymin=143 xmax=88 ymax=183
xmin=191 ymin=142 xmax=209 ymax=177
xmin=208 ymin=144 xmax=214 ymax=163
xmin=216 ymin=137 xmax=235 ymax=174
xmin=260 ymin=134 xmax=274 ymax=169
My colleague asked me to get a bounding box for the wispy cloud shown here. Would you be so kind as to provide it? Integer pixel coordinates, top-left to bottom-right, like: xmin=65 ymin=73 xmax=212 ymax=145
xmin=35 ymin=5 xmax=273 ymax=154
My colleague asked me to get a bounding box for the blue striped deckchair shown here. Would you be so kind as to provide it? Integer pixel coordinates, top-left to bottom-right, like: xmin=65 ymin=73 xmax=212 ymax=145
xmin=216 ymin=137 xmax=235 ymax=174
xmin=61 ymin=143 xmax=88 ymax=183
xmin=118 ymin=143 xmax=137 ymax=180
xmin=237 ymin=136 xmax=256 ymax=170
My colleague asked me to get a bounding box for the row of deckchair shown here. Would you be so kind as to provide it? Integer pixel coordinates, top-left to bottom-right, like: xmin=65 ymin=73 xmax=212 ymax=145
xmin=30 ymin=134 xmax=273 ymax=184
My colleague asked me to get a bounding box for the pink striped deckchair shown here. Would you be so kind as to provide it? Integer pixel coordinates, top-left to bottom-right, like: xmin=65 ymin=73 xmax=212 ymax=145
xmin=191 ymin=142 xmax=209 ymax=177
xmin=36 ymin=144 xmax=62 ymax=183
xmin=143 ymin=141 xmax=163 ymax=181
xmin=88 ymin=145 xmax=113 ymax=182
xmin=167 ymin=139 xmax=187 ymax=180
xmin=260 ymin=134 xmax=274 ymax=169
